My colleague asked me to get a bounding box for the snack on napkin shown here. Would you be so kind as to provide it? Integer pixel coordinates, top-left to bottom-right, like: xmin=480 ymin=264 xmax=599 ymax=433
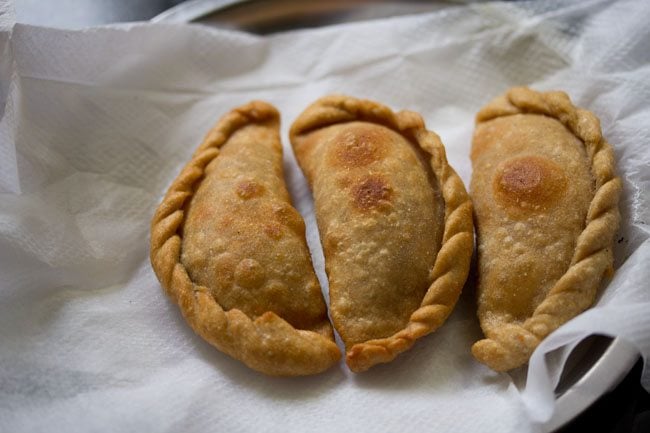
xmin=290 ymin=95 xmax=474 ymax=372
xmin=470 ymin=87 xmax=622 ymax=372
xmin=150 ymin=101 xmax=340 ymax=376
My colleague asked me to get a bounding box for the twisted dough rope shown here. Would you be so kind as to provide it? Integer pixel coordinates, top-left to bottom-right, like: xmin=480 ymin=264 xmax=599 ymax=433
xmin=471 ymin=87 xmax=623 ymax=371
xmin=291 ymin=96 xmax=474 ymax=372
xmin=150 ymin=101 xmax=340 ymax=376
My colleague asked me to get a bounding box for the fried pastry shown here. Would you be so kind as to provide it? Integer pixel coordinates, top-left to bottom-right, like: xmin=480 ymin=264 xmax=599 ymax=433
xmin=290 ymin=95 xmax=473 ymax=372
xmin=470 ymin=87 xmax=622 ymax=372
xmin=150 ymin=101 xmax=340 ymax=376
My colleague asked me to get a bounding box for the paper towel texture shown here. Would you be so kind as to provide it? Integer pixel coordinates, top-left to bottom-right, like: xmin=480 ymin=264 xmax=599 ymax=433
xmin=1 ymin=0 xmax=649 ymax=432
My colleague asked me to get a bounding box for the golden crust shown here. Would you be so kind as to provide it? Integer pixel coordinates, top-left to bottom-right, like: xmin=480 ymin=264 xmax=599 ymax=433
xmin=150 ymin=101 xmax=340 ymax=376
xmin=290 ymin=95 xmax=474 ymax=372
xmin=470 ymin=87 xmax=622 ymax=372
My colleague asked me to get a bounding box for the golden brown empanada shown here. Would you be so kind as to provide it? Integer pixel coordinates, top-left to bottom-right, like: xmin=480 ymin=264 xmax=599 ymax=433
xmin=150 ymin=101 xmax=340 ymax=376
xmin=470 ymin=87 xmax=622 ymax=372
xmin=290 ymin=95 xmax=473 ymax=372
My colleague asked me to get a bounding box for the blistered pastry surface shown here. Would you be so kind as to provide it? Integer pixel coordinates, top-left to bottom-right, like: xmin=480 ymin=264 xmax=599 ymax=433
xmin=181 ymin=121 xmax=330 ymax=335
xmin=470 ymin=87 xmax=622 ymax=372
xmin=150 ymin=101 xmax=340 ymax=376
xmin=472 ymin=114 xmax=593 ymax=323
xmin=291 ymin=95 xmax=473 ymax=372
xmin=297 ymin=121 xmax=443 ymax=346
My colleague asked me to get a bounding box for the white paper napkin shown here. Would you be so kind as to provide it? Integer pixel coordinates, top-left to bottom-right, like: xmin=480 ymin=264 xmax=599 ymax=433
xmin=1 ymin=1 xmax=649 ymax=432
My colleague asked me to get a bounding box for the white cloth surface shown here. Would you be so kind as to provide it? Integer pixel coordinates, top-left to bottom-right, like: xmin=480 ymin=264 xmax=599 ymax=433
xmin=1 ymin=0 xmax=649 ymax=432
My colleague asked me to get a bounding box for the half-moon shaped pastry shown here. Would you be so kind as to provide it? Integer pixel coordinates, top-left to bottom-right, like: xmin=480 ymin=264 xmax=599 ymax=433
xmin=470 ymin=87 xmax=622 ymax=372
xmin=150 ymin=101 xmax=340 ymax=376
xmin=290 ymin=95 xmax=473 ymax=372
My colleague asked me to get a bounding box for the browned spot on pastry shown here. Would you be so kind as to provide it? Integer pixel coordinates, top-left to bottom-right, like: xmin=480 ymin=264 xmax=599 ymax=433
xmin=264 ymin=223 xmax=283 ymax=239
xmin=329 ymin=124 xmax=387 ymax=168
xmin=272 ymin=203 xmax=305 ymax=234
xmin=352 ymin=176 xmax=392 ymax=210
xmin=236 ymin=180 xmax=264 ymax=199
xmin=234 ymin=258 xmax=266 ymax=289
xmin=323 ymin=232 xmax=342 ymax=254
xmin=494 ymin=156 xmax=567 ymax=213
xmin=214 ymin=215 xmax=235 ymax=233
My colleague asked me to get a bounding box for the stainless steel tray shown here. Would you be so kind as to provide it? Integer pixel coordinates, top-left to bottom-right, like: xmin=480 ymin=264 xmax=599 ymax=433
xmin=153 ymin=1 xmax=640 ymax=430
xmin=152 ymin=0 xmax=462 ymax=32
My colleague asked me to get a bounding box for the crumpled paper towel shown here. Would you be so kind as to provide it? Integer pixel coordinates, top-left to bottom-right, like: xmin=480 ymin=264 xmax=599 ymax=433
xmin=1 ymin=0 xmax=649 ymax=431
